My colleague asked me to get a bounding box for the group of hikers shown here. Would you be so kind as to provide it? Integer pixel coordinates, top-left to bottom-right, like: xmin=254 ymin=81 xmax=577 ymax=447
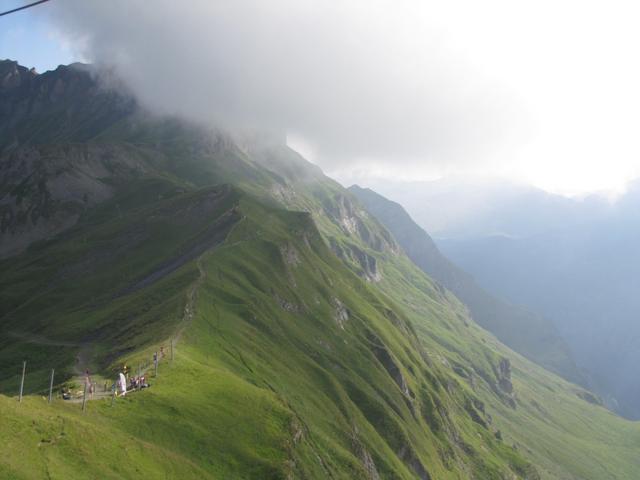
xmin=115 ymin=369 xmax=149 ymax=397
xmin=115 ymin=346 xmax=166 ymax=397
xmin=62 ymin=345 xmax=167 ymax=400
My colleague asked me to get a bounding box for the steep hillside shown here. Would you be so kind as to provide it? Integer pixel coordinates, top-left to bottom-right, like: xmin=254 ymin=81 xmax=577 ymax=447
xmin=0 ymin=186 xmax=537 ymax=479
xmin=439 ymin=214 xmax=640 ymax=419
xmin=1 ymin=60 xmax=640 ymax=479
xmin=348 ymin=185 xmax=583 ymax=384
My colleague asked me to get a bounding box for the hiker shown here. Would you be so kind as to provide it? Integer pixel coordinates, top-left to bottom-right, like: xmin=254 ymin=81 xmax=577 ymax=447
xmin=160 ymin=346 xmax=165 ymax=359
xmin=118 ymin=372 xmax=127 ymax=396
xmin=85 ymin=369 xmax=94 ymax=399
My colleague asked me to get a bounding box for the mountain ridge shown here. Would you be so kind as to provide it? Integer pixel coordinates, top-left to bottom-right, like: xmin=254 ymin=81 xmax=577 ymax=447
xmin=1 ymin=60 xmax=639 ymax=479
xmin=348 ymin=185 xmax=584 ymax=386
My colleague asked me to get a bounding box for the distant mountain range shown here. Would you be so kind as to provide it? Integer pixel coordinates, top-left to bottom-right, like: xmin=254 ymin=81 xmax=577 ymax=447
xmin=349 ymin=185 xmax=584 ymax=385
xmin=363 ymin=176 xmax=613 ymax=238
xmin=380 ymin=176 xmax=640 ymax=419
xmin=440 ymin=209 xmax=640 ymax=419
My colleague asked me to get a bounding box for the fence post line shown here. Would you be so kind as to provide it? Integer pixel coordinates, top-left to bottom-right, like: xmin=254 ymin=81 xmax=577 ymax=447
xmin=48 ymin=369 xmax=55 ymax=404
xmin=18 ymin=360 xmax=26 ymax=403
xmin=82 ymin=383 xmax=88 ymax=412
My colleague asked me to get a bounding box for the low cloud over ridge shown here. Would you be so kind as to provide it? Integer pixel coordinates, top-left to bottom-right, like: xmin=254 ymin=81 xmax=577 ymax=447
xmin=46 ymin=0 xmax=519 ymax=173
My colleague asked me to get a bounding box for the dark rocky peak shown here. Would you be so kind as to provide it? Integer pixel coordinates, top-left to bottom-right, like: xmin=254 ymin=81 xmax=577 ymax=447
xmin=0 ymin=59 xmax=38 ymax=90
xmin=0 ymin=61 xmax=135 ymax=151
xmin=1 ymin=60 xmax=100 ymax=104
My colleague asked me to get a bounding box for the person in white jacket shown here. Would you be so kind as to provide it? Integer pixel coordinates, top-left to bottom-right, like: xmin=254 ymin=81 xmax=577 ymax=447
xmin=118 ymin=372 xmax=127 ymax=397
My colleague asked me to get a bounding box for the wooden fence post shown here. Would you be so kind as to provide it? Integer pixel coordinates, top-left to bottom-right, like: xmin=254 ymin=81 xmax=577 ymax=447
xmin=18 ymin=360 xmax=26 ymax=403
xmin=82 ymin=383 xmax=88 ymax=412
xmin=48 ymin=369 xmax=55 ymax=404
xmin=154 ymin=352 xmax=158 ymax=377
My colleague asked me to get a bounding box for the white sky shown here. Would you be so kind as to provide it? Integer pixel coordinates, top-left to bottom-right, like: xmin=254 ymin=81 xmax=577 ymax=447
xmin=6 ymin=0 xmax=640 ymax=196
xmin=292 ymin=0 xmax=640 ymax=196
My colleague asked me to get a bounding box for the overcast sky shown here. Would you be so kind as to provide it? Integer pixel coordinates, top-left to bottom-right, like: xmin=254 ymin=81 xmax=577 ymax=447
xmin=4 ymin=0 xmax=640 ymax=195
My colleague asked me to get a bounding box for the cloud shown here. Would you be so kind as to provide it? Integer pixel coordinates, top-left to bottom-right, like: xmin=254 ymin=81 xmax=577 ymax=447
xmin=46 ymin=0 xmax=520 ymax=172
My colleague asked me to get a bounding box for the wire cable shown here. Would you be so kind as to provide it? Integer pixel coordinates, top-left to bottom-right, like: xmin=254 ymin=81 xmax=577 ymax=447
xmin=0 ymin=0 xmax=52 ymax=17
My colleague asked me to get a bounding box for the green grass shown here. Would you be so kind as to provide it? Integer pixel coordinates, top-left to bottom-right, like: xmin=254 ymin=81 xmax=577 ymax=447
xmin=0 ymin=187 xmax=539 ymax=479
xmin=0 ymin=359 xmax=292 ymax=479
xmin=247 ymin=146 xmax=640 ymax=479
xmin=2 ymin=134 xmax=639 ymax=479
xmin=336 ymin=201 xmax=640 ymax=480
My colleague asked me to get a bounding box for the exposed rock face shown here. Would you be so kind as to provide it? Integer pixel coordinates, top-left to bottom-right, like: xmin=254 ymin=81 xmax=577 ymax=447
xmin=497 ymin=357 xmax=514 ymax=394
xmin=576 ymin=390 xmax=603 ymax=406
xmin=0 ymin=144 xmax=154 ymax=258
xmin=270 ymin=183 xmax=296 ymax=204
xmin=0 ymin=60 xmax=138 ymax=257
xmin=273 ymin=291 xmax=302 ymax=313
xmin=332 ymin=297 xmax=349 ymax=329
xmin=366 ymin=331 xmax=413 ymax=399
xmin=0 ymin=60 xmax=134 ymax=152
xmin=464 ymin=399 xmax=488 ymax=429
xmin=487 ymin=357 xmax=517 ymax=409
xmin=0 ymin=60 xmax=37 ymax=90
xmin=280 ymin=242 xmax=301 ymax=267
xmin=329 ymin=239 xmax=382 ymax=282
xmin=323 ymin=193 xmax=399 ymax=254
xmin=351 ymin=428 xmax=381 ymax=480
xmin=397 ymin=444 xmax=432 ymax=480
xmin=347 ymin=244 xmax=381 ymax=282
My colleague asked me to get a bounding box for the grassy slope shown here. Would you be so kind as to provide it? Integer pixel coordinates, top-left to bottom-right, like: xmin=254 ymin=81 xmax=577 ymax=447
xmin=373 ymin=248 xmax=640 ymax=479
xmin=347 ymin=185 xmax=583 ymax=385
xmin=1 ymin=135 xmax=639 ymax=479
xmin=343 ymin=185 xmax=640 ymax=476
xmin=0 ymin=178 xmax=239 ymax=392
xmin=249 ymin=145 xmax=640 ymax=479
xmin=1 ymin=189 xmax=526 ymax=478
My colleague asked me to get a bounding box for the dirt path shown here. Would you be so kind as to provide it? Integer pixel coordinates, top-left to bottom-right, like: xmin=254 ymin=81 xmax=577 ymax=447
xmin=73 ymin=342 xmax=95 ymax=375
xmin=173 ymin=252 xmax=208 ymax=346
xmin=7 ymin=250 xmax=208 ymax=404
xmin=8 ymin=330 xmax=99 ymax=384
xmin=65 ymin=386 xmax=112 ymax=403
xmin=9 ymin=216 xmax=240 ymax=406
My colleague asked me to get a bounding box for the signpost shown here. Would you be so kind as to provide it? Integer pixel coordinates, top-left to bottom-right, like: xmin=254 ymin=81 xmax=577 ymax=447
xmin=82 ymin=383 xmax=88 ymax=412
xmin=48 ymin=369 xmax=55 ymax=404
xmin=18 ymin=360 xmax=26 ymax=403
xmin=154 ymin=351 xmax=158 ymax=377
